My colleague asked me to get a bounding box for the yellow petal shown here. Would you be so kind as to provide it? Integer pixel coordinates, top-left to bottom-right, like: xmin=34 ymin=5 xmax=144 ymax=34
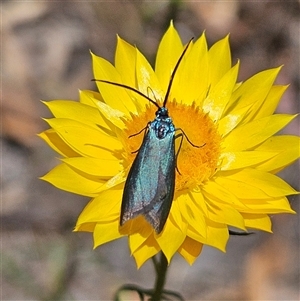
xmin=242 ymin=196 xmax=295 ymax=214
xmin=93 ymin=220 xmax=123 ymax=247
xmin=43 ymin=100 xmax=109 ymax=130
xmin=255 ymin=85 xmax=289 ymax=119
xmin=132 ymin=235 xmax=160 ymax=268
xmin=215 ymin=172 xmax=272 ymax=199
xmin=38 ymin=129 xmax=79 ymax=157
xmin=204 ymin=194 xmax=246 ymax=230
xmin=172 ymin=33 xmax=209 ymax=106
xmin=156 ymin=217 xmax=186 ymax=263
xmin=186 ymin=227 xmax=205 ymax=243
xmin=190 ymin=190 xmax=209 ymax=216
xmin=208 ymin=35 xmax=231 ymax=88
xmin=218 ymin=103 xmax=252 ymax=137
xmin=92 ymin=52 xmax=136 ymax=114
xmin=115 ymin=35 xmax=136 ymax=87
xmin=178 ymin=237 xmax=203 ymax=265
xmin=75 ymin=222 xmax=96 ymax=233
xmin=79 ymin=89 xmax=126 ymax=130
xmin=201 ymin=219 xmax=229 ymax=251
xmin=177 ymin=192 xmax=207 ymax=238
xmin=255 ymin=135 xmax=300 ymax=173
xmin=62 ymin=157 xmax=122 ymax=178
xmin=129 ymin=225 xmax=153 ymax=254
xmin=202 ymin=180 xmax=247 ymax=210
xmin=79 ymin=89 xmax=103 ymax=107
xmin=155 ymin=21 xmax=183 ymax=94
xmin=203 ymin=61 xmax=239 ymax=121
xmin=220 ymin=168 xmax=298 ymax=198
xmin=241 ymin=213 xmax=272 ymax=232
xmin=223 ymin=114 xmax=297 ymax=151
xmin=97 ymin=171 xmax=126 ymax=193
xmin=219 ymin=151 xmax=277 ymax=171
xmin=76 ymin=190 xmax=121 ymax=227
xmin=169 ymin=199 xmax=186 ymax=233
xmin=135 ymin=47 xmax=164 ymax=105
xmin=95 ymin=98 xmax=126 ymax=130
xmin=120 ymin=215 xmax=151 ymax=235
xmin=45 ymin=118 xmax=122 ymax=157
xmin=225 ymin=67 xmax=281 ymax=121
xmin=41 ymin=163 xmax=104 ymax=197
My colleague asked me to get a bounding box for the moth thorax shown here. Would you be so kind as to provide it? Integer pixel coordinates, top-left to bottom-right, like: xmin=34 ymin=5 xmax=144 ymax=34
xmin=155 ymin=121 xmax=173 ymax=139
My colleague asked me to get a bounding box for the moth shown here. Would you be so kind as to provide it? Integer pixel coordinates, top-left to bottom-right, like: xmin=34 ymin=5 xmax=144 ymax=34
xmin=95 ymin=38 xmax=198 ymax=234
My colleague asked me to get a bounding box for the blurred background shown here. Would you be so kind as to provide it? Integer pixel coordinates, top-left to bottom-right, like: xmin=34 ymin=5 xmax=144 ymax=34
xmin=1 ymin=1 xmax=299 ymax=300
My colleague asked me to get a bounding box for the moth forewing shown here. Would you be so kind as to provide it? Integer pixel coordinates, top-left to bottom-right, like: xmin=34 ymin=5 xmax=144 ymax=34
xmin=121 ymin=118 xmax=176 ymax=233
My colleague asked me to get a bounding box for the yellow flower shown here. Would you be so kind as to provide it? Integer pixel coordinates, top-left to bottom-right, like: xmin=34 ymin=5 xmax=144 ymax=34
xmin=40 ymin=23 xmax=299 ymax=268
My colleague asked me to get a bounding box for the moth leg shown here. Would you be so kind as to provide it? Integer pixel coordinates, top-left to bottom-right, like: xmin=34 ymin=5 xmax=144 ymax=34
xmin=175 ymin=127 xmax=205 ymax=148
xmin=174 ymin=133 xmax=183 ymax=174
xmin=129 ymin=123 xmax=150 ymax=139
xmin=174 ymin=128 xmax=206 ymax=174
xmin=130 ymin=122 xmax=150 ymax=153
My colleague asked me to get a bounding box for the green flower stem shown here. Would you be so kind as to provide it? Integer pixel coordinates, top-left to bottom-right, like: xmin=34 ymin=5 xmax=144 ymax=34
xmin=114 ymin=253 xmax=184 ymax=301
xmin=152 ymin=252 xmax=169 ymax=301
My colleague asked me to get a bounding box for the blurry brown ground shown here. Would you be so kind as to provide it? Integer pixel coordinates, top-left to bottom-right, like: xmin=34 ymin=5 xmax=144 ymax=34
xmin=1 ymin=1 xmax=299 ymax=300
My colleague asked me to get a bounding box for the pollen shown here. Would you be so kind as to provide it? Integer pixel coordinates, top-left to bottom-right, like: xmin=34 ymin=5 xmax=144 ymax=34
xmin=122 ymin=100 xmax=221 ymax=192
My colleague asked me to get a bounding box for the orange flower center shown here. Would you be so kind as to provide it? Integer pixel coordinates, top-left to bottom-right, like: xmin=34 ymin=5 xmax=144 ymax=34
xmin=122 ymin=100 xmax=221 ymax=191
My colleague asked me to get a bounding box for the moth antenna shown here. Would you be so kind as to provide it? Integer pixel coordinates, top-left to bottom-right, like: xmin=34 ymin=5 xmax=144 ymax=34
xmin=163 ymin=38 xmax=194 ymax=108
xmin=92 ymin=79 xmax=160 ymax=109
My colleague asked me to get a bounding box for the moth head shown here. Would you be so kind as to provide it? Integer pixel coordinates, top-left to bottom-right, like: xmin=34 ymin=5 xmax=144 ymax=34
xmin=156 ymin=107 xmax=169 ymax=118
